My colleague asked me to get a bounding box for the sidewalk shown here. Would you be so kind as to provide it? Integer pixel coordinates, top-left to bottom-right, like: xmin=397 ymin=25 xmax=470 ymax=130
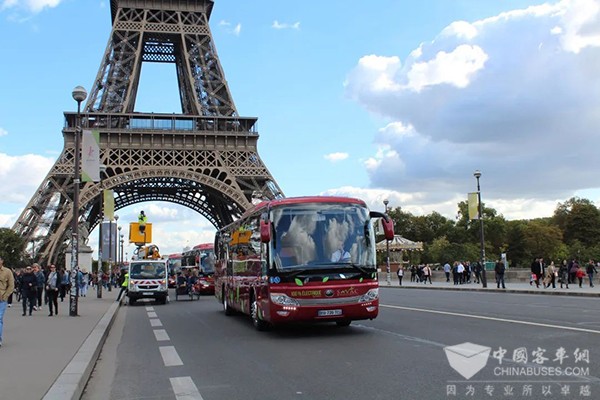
xmin=0 ymin=287 xmax=121 ymax=400
xmin=379 ymin=276 xmax=600 ymax=297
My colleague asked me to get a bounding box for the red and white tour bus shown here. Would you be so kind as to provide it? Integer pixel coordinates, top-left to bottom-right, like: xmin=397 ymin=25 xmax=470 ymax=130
xmin=182 ymin=243 xmax=216 ymax=294
xmin=213 ymin=196 xmax=394 ymax=330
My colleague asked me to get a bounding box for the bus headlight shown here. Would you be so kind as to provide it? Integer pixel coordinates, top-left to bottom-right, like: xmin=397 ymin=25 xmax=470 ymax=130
xmin=270 ymin=293 xmax=300 ymax=306
xmin=359 ymin=288 xmax=379 ymax=303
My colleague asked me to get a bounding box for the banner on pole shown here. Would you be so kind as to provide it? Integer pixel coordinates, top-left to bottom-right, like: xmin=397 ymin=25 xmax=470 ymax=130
xmin=103 ymin=189 xmax=115 ymax=221
xmin=81 ymin=130 xmax=100 ymax=182
xmin=468 ymin=192 xmax=479 ymax=220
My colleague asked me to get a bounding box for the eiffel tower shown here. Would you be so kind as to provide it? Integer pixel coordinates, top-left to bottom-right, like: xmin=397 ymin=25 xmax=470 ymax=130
xmin=13 ymin=0 xmax=283 ymax=264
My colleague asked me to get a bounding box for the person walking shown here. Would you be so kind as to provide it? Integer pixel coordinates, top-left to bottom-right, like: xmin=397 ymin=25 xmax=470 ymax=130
xmin=585 ymin=260 xmax=597 ymax=288
xmin=530 ymin=257 xmax=542 ymax=288
xmin=20 ymin=266 xmax=37 ymax=316
xmin=443 ymin=262 xmax=451 ymax=282
xmin=397 ymin=266 xmax=404 ymax=286
xmin=544 ymin=261 xmax=556 ymax=289
xmin=59 ymin=268 xmax=70 ymax=301
xmin=116 ymin=270 xmax=129 ymax=302
xmin=33 ymin=263 xmax=45 ymax=311
xmin=494 ymin=259 xmax=506 ymax=289
xmin=422 ymin=264 xmax=432 ymax=284
xmin=558 ymin=261 xmax=569 ymax=289
xmin=45 ymin=264 xmax=60 ymax=316
xmin=0 ymin=257 xmax=15 ymax=347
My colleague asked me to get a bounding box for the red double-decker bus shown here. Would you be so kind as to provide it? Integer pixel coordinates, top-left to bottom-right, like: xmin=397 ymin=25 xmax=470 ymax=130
xmin=214 ymin=196 xmax=394 ymax=330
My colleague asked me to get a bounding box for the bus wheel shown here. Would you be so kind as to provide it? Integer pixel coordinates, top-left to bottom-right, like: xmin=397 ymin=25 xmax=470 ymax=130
xmin=251 ymin=300 xmax=269 ymax=331
xmin=223 ymin=288 xmax=234 ymax=316
xmin=336 ymin=320 xmax=351 ymax=327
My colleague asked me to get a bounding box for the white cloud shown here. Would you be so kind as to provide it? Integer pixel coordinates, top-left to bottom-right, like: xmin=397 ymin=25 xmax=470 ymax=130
xmin=324 ymin=152 xmax=349 ymax=162
xmin=1 ymin=0 xmax=62 ymax=13
xmin=0 ymin=127 xmax=8 ymax=136
xmin=219 ymin=20 xmax=242 ymax=36
xmin=0 ymin=153 xmax=54 ymax=205
xmin=272 ymin=20 xmax=300 ymax=30
xmin=345 ymin=0 xmax=600 ymax=219
xmin=406 ymin=45 xmax=488 ymax=92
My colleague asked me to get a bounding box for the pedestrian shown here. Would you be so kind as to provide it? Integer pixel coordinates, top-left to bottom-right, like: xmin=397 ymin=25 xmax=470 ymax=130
xmin=575 ymin=266 xmax=586 ymax=288
xmin=59 ymin=268 xmax=70 ymax=301
xmin=544 ymin=261 xmax=556 ymax=289
xmin=585 ymin=260 xmax=597 ymax=288
xmin=494 ymin=259 xmax=506 ymax=289
xmin=45 ymin=264 xmax=60 ymax=316
xmin=422 ymin=264 xmax=432 ymax=284
xmin=33 ymin=263 xmax=45 ymax=310
xmin=530 ymin=257 xmax=542 ymax=288
xmin=569 ymin=259 xmax=579 ymax=285
xmin=0 ymin=257 xmax=15 ymax=347
xmin=558 ymin=261 xmax=569 ymax=289
xmin=80 ymin=269 xmax=89 ymax=297
xmin=473 ymin=261 xmax=482 ymax=284
xmin=397 ymin=266 xmax=404 ymax=286
xmin=20 ymin=266 xmax=37 ymax=316
xmin=116 ymin=271 xmax=129 ymax=302
xmin=443 ymin=262 xmax=451 ymax=282
xmin=410 ymin=265 xmax=417 ymax=282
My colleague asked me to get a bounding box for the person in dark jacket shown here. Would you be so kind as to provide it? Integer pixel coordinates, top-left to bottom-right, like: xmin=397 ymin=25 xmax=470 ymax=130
xmin=494 ymin=260 xmax=506 ymax=289
xmin=45 ymin=265 xmax=60 ymax=316
xmin=20 ymin=266 xmax=37 ymax=316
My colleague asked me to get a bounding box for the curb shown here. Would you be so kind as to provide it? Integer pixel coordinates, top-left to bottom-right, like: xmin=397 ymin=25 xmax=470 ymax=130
xmin=388 ymin=284 xmax=600 ymax=297
xmin=42 ymin=300 xmax=122 ymax=400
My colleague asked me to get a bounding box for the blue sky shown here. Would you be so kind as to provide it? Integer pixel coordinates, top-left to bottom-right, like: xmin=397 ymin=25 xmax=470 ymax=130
xmin=1 ymin=0 xmax=599 ymax=258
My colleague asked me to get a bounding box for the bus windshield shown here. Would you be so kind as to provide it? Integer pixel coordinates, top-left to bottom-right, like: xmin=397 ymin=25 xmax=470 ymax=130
xmin=130 ymin=261 xmax=167 ymax=279
xmin=271 ymin=203 xmax=376 ymax=271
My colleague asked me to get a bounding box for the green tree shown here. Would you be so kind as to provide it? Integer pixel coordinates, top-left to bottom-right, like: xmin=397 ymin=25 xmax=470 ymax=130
xmin=522 ymin=221 xmax=563 ymax=262
xmin=553 ymin=197 xmax=600 ymax=246
xmin=0 ymin=228 xmax=26 ymax=268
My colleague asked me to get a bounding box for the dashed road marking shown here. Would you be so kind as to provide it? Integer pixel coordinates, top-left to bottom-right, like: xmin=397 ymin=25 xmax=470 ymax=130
xmin=146 ymin=306 xmax=155 ymax=311
xmin=148 ymin=311 xmax=158 ymax=318
xmin=150 ymin=318 xmax=163 ymax=327
xmin=170 ymin=376 xmax=204 ymax=400
xmin=159 ymin=346 xmax=183 ymax=366
xmin=154 ymin=329 xmax=170 ymax=341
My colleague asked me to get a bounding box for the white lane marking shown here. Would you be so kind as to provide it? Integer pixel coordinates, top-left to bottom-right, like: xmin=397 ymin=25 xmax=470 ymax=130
xmin=170 ymin=376 xmax=204 ymax=400
xmin=154 ymin=329 xmax=170 ymax=341
xmin=381 ymin=304 xmax=600 ymax=335
xmin=148 ymin=311 xmax=158 ymax=318
xmin=146 ymin=306 xmax=155 ymax=311
xmin=150 ymin=318 xmax=163 ymax=327
xmin=160 ymin=346 xmax=183 ymax=366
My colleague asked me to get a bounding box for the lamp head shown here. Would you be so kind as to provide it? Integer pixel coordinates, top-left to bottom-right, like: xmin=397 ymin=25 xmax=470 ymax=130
xmin=72 ymin=86 xmax=88 ymax=103
xmin=383 ymin=199 xmax=389 ymax=207
xmin=474 ymin=170 xmax=482 ymax=179
xmin=114 ymin=214 xmax=119 ymax=222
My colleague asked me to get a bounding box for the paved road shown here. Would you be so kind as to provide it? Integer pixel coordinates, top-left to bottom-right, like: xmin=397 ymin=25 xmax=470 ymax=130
xmin=2 ymin=280 xmax=598 ymax=400
xmin=83 ymin=288 xmax=600 ymax=400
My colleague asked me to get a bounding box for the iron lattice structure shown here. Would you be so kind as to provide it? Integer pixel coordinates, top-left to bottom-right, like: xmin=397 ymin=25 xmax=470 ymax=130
xmin=13 ymin=0 xmax=283 ymax=264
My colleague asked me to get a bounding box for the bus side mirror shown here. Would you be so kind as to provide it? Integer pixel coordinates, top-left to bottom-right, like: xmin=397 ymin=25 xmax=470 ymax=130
xmin=260 ymin=220 xmax=271 ymax=243
xmin=382 ymin=217 xmax=394 ymax=241
xmin=370 ymin=211 xmax=395 ymax=241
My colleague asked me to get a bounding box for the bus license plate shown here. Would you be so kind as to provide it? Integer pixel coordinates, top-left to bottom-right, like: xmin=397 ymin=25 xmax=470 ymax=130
xmin=318 ymin=309 xmax=342 ymax=317
xmin=143 ymin=292 xmax=153 ymax=296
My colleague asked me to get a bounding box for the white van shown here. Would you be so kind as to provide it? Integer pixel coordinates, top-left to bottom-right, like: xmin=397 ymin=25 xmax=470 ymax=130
xmin=127 ymin=259 xmax=169 ymax=304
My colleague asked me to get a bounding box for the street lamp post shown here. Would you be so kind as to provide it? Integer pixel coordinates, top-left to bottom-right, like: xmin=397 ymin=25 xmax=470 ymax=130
xmin=70 ymin=85 xmax=87 ymax=317
xmin=384 ymin=199 xmax=391 ymax=286
xmin=119 ymin=233 xmax=124 ymax=269
xmin=474 ymin=170 xmax=487 ymax=288
xmin=97 ymin=165 xmax=107 ymax=299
